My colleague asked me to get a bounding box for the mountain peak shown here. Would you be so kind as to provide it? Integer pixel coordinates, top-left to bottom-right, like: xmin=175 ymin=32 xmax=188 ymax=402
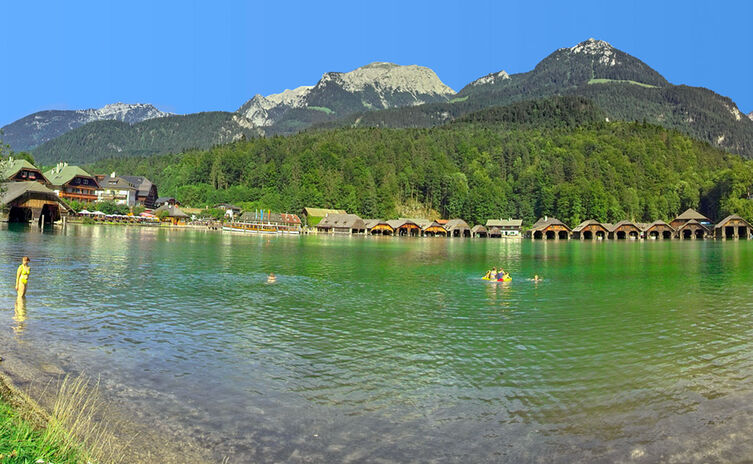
xmin=321 ymin=62 xmax=455 ymax=95
xmin=566 ymin=38 xmax=618 ymax=66
xmin=468 ymin=70 xmax=510 ymax=87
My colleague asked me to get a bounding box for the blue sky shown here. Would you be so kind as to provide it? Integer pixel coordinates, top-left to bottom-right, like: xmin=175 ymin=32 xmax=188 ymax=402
xmin=1 ymin=0 xmax=752 ymax=126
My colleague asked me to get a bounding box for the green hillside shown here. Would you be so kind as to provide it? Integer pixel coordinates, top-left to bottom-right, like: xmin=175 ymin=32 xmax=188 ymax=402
xmin=89 ymin=97 xmax=753 ymax=226
xmin=33 ymin=112 xmax=261 ymax=165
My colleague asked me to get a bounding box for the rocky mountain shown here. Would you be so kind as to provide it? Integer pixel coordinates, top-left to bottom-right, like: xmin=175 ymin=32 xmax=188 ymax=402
xmin=237 ymin=62 xmax=455 ymax=135
xmin=33 ymin=112 xmax=260 ymax=165
xmin=321 ymin=39 xmax=753 ymax=158
xmin=749 ymin=111 xmax=753 ymax=122
xmin=1 ymin=103 xmax=171 ymax=151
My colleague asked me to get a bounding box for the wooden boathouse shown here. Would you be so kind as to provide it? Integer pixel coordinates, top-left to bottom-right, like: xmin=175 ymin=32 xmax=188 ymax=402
xmin=444 ymin=219 xmax=471 ymax=237
xmin=641 ymin=221 xmax=674 ymax=239
xmin=316 ymin=214 xmax=366 ymax=234
xmin=364 ymin=219 xmax=394 ymax=235
xmin=471 ymin=225 xmax=488 ymax=238
xmin=675 ymin=219 xmax=709 ymax=240
xmin=714 ymin=215 xmax=752 ymax=239
xmin=609 ymin=220 xmax=642 ymax=240
xmin=572 ymin=220 xmax=609 ymax=240
xmin=529 ymin=217 xmax=571 ymax=240
xmin=670 ymin=208 xmax=712 ymax=230
xmin=387 ymin=219 xmax=422 ymax=237
xmin=1 ymin=182 xmax=72 ymax=224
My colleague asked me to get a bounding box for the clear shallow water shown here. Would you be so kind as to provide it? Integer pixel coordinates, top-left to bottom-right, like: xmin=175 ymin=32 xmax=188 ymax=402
xmin=2 ymin=224 xmax=753 ymax=462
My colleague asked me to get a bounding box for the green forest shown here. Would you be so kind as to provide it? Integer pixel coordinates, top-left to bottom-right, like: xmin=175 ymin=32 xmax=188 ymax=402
xmin=86 ymin=97 xmax=753 ymax=227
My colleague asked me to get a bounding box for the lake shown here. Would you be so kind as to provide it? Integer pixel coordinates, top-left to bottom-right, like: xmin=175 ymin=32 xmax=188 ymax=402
xmin=2 ymin=224 xmax=753 ymax=463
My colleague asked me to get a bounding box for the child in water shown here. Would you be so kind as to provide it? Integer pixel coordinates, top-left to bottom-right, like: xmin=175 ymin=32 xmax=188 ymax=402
xmin=267 ymin=273 xmax=277 ymax=284
xmin=15 ymin=256 xmax=30 ymax=298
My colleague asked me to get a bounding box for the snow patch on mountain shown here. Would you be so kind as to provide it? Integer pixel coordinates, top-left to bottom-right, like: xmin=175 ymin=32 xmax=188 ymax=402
xmin=567 ymin=38 xmax=619 ymax=66
xmin=749 ymin=111 xmax=753 ymax=122
xmin=469 ymin=70 xmax=510 ymax=87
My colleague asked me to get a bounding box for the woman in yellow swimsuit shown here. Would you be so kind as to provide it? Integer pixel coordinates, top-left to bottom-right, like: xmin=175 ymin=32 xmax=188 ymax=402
xmin=15 ymin=256 xmax=30 ymax=298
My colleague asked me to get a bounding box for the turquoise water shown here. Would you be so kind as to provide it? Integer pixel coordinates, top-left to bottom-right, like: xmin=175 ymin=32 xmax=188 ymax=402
xmin=2 ymin=224 xmax=753 ymax=462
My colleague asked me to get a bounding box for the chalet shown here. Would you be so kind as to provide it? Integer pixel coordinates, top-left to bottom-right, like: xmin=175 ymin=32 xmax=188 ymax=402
xmin=2 ymin=158 xmax=48 ymax=183
xmin=316 ymin=214 xmax=366 ymax=234
xmin=714 ymin=215 xmax=752 ymax=239
xmin=302 ymin=207 xmax=347 ymax=226
xmin=670 ymin=208 xmax=712 ymax=229
xmin=44 ymin=163 xmax=100 ymax=203
xmin=571 ymin=220 xmax=609 ymax=240
xmin=444 ymin=219 xmax=471 ymax=238
xmin=529 ymin=217 xmax=570 ymax=240
xmin=215 ymin=203 xmax=242 ymax=219
xmin=387 ymin=219 xmax=422 ymax=237
xmin=471 ymin=225 xmax=488 ymax=238
xmin=1 ymin=182 xmax=72 ymax=225
xmin=486 ymin=218 xmax=523 ymax=236
xmin=609 ymin=220 xmax=642 ymax=240
xmin=642 ymin=221 xmax=674 ymax=240
xmin=675 ymin=219 xmax=709 ymax=240
xmin=364 ymin=219 xmax=394 ymax=236
xmin=121 ymin=176 xmax=158 ymax=208
xmin=96 ymin=174 xmax=137 ymax=206
xmin=153 ymin=204 xmax=189 ymax=225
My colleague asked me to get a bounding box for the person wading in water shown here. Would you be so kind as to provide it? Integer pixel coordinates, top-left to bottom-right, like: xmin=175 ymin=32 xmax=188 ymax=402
xmin=15 ymin=256 xmax=30 ymax=298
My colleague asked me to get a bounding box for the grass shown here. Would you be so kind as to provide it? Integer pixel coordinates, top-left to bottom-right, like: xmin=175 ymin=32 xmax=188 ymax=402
xmin=0 ymin=374 xmax=126 ymax=464
xmin=587 ymin=78 xmax=658 ymax=88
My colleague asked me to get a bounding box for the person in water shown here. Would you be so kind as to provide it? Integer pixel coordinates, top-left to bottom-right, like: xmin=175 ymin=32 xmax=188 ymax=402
xmin=267 ymin=273 xmax=277 ymax=284
xmin=533 ymin=274 xmax=542 ymax=282
xmin=15 ymin=256 xmax=30 ymax=298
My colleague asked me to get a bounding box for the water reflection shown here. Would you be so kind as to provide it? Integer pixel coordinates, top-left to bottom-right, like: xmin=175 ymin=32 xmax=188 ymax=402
xmin=13 ymin=296 xmax=27 ymax=336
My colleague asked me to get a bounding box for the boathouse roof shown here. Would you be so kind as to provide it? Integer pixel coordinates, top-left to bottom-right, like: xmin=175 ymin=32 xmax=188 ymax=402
xmin=674 ymin=208 xmax=710 ymax=222
xmin=154 ymin=204 xmax=189 ymax=218
xmin=572 ymin=220 xmax=608 ymax=232
xmin=608 ymin=220 xmax=641 ymax=232
xmin=486 ymin=218 xmax=522 ymax=228
xmin=530 ymin=217 xmax=569 ymax=231
xmin=444 ymin=219 xmax=470 ymax=231
xmin=641 ymin=220 xmax=673 ymax=232
xmin=471 ymin=225 xmax=487 ymax=233
xmin=714 ymin=215 xmax=753 ymax=230
xmin=0 ymin=181 xmax=72 ymax=212
xmin=316 ymin=214 xmax=365 ymax=230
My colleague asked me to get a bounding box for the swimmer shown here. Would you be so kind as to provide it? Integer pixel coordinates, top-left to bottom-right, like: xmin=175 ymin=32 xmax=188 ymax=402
xmin=15 ymin=256 xmax=30 ymax=298
xmin=267 ymin=273 xmax=277 ymax=284
xmin=533 ymin=274 xmax=542 ymax=282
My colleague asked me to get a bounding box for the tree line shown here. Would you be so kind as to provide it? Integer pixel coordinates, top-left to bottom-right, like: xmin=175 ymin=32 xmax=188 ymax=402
xmin=87 ymin=101 xmax=753 ymax=227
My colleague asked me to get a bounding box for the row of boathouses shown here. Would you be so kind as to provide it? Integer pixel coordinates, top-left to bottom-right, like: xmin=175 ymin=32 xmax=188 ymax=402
xmin=309 ymin=208 xmax=752 ymax=240
xmin=313 ymin=213 xmax=523 ymax=237
xmin=528 ymin=209 xmax=753 ymax=240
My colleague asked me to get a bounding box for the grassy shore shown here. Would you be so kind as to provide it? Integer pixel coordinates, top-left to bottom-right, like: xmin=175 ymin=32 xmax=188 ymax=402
xmin=0 ymin=373 xmax=119 ymax=464
xmin=0 ymin=395 xmax=84 ymax=463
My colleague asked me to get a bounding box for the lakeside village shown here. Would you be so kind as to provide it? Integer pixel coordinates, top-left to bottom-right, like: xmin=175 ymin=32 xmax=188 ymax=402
xmin=2 ymin=158 xmax=753 ymax=240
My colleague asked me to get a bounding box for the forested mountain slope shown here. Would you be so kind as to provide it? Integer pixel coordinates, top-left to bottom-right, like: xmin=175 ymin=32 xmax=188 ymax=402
xmin=89 ymin=97 xmax=753 ymax=226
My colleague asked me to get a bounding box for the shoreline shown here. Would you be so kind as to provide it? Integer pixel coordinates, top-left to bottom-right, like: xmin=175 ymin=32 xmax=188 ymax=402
xmin=0 ymin=329 xmax=213 ymax=464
